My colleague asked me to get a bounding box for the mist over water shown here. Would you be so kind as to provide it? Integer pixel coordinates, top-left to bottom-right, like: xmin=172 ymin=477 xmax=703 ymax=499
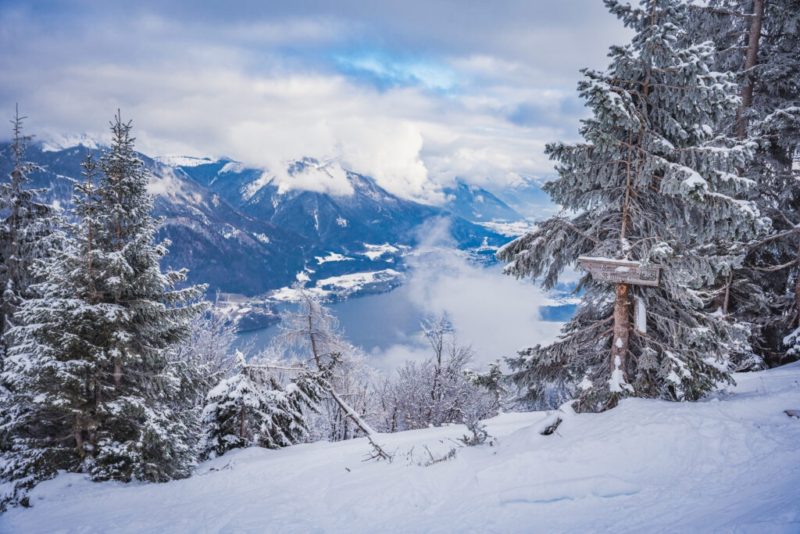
xmin=239 ymin=226 xmax=566 ymax=371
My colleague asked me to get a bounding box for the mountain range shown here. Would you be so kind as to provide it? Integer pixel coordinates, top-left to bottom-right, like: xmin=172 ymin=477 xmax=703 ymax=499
xmin=0 ymin=141 xmax=544 ymax=308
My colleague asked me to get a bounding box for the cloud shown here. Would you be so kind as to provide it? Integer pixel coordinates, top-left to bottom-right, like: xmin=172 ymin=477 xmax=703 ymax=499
xmin=274 ymin=159 xmax=353 ymax=197
xmin=0 ymin=1 xmax=629 ymax=202
xmin=372 ymin=219 xmax=563 ymax=370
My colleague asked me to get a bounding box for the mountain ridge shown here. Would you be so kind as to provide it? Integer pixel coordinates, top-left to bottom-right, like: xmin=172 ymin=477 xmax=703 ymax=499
xmin=0 ymin=141 xmax=520 ymax=301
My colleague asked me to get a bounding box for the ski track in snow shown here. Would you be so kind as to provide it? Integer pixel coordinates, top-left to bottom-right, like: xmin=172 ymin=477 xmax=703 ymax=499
xmin=3 ymin=364 xmax=800 ymax=533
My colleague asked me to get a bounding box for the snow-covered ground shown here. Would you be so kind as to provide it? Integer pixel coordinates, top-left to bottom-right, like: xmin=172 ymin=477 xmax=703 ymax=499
xmin=3 ymin=363 xmax=800 ymax=533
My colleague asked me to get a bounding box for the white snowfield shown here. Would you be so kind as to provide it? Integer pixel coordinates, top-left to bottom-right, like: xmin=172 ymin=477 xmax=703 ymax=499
xmin=3 ymin=363 xmax=800 ymax=533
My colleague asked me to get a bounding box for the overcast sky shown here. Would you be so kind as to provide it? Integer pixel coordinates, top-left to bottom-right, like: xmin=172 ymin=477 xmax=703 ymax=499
xmin=0 ymin=0 xmax=629 ymax=201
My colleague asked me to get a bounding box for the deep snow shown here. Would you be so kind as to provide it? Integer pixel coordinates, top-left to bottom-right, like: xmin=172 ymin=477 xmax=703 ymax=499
xmin=2 ymin=363 xmax=800 ymax=533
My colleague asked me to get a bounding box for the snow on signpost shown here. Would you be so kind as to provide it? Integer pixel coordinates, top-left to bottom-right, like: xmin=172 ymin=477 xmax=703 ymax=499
xmin=577 ymin=257 xmax=660 ymax=287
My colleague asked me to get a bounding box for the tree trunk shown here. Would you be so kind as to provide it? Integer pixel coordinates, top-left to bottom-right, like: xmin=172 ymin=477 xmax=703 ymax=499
xmin=328 ymin=387 xmax=392 ymax=461
xmin=736 ymin=0 xmax=765 ymax=139
xmin=611 ymin=283 xmax=631 ymax=380
xmin=307 ymin=309 xmax=322 ymax=368
xmin=74 ymin=420 xmax=85 ymax=459
xmin=74 ymin=413 xmax=97 ymax=464
xmin=795 ymin=259 xmax=800 ymax=328
xmin=113 ymin=361 xmax=122 ymax=388
xmin=722 ymin=270 xmax=733 ymax=315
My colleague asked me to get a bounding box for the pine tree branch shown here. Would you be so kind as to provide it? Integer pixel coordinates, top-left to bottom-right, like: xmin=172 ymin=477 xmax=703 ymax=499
xmin=749 ymin=227 xmax=799 ymax=248
xmin=687 ymin=5 xmax=755 ymax=19
xmin=556 ymin=218 xmax=600 ymax=245
xmin=752 ymin=259 xmax=799 ymax=272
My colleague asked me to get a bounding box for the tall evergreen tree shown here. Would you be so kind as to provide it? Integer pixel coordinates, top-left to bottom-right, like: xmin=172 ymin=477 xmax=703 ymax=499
xmin=696 ymin=0 xmax=800 ymax=364
xmin=498 ymin=0 xmax=766 ymax=412
xmin=0 ymin=106 xmax=56 ymax=366
xmin=756 ymin=0 xmax=800 ymax=362
xmin=0 ymin=112 xmax=205 ymax=508
xmin=0 ymin=108 xmax=58 ymax=507
xmin=688 ymin=0 xmax=800 ymax=365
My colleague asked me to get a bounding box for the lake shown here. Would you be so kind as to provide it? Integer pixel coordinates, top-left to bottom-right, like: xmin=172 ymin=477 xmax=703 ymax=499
xmin=237 ymin=267 xmax=575 ymax=361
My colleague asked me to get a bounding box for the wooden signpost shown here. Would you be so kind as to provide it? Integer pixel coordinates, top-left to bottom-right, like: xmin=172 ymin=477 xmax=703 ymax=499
xmin=576 ymin=257 xmax=660 ymax=287
xmin=577 ymin=257 xmax=662 ymax=383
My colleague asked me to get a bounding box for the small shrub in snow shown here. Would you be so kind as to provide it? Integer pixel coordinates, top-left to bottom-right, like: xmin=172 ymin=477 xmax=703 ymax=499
xmin=201 ymin=352 xmax=322 ymax=459
xmin=381 ymin=316 xmax=500 ymax=432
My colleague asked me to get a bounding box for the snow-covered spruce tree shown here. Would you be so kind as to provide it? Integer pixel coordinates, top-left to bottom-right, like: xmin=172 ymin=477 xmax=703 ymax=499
xmin=498 ymin=0 xmax=766 ymax=412
xmin=0 ymin=106 xmax=57 ymax=366
xmin=200 ymin=352 xmax=322 ymax=459
xmin=755 ymin=1 xmax=800 ymax=362
xmin=0 ymin=112 xmax=205 ymax=507
xmin=687 ymin=0 xmax=800 ymax=367
xmin=0 ymin=108 xmax=59 ymax=507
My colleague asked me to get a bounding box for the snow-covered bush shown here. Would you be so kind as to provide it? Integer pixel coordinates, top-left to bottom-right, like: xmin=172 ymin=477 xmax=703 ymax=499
xmin=169 ymin=305 xmax=239 ymax=411
xmin=200 ymin=352 xmax=325 ymax=459
xmin=380 ymin=316 xmax=499 ymax=432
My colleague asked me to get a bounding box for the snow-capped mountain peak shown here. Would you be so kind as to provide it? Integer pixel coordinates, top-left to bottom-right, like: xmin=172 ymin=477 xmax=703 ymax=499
xmin=40 ymin=132 xmax=102 ymax=153
xmin=3 ymin=142 xmax=512 ymax=303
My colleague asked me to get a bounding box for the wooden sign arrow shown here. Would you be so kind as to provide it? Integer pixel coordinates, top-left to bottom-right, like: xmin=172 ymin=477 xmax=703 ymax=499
xmin=577 ymin=256 xmax=660 ymax=287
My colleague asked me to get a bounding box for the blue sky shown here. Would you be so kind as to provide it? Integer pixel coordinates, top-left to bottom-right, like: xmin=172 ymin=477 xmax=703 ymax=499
xmin=0 ymin=0 xmax=628 ymax=200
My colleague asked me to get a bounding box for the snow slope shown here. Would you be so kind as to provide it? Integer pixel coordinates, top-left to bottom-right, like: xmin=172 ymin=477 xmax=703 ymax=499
xmin=3 ymin=364 xmax=800 ymax=533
